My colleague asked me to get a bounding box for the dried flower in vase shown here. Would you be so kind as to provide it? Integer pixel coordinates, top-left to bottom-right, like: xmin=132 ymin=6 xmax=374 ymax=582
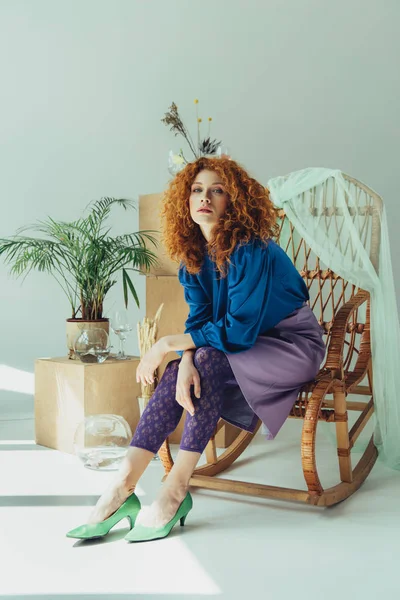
xmin=136 ymin=303 xmax=164 ymax=404
xmin=161 ymin=99 xmax=226 ymax=175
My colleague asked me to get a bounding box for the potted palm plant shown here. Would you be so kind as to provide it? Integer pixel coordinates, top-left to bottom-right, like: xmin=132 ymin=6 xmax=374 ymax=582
xmin=0 ymin=197 xmax=158 ymax=357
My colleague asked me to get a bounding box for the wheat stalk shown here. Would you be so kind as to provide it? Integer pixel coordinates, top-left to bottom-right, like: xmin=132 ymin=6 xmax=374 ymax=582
xmin=137 ymin=303 xmax=164 ymax=402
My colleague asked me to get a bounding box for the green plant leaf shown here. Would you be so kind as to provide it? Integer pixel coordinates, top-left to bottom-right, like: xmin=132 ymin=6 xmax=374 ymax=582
xmin=122 ymin=268 xmax=140 ymax=309
xmin=0 ymin=196 xmax=155 ymax=319
xmin=122 ymin=268 xmax=129 ymax=308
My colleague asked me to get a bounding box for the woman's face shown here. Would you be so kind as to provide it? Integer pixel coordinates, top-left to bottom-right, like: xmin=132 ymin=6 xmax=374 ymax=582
xmin=189 ymin=169 xmax=230 ymax=240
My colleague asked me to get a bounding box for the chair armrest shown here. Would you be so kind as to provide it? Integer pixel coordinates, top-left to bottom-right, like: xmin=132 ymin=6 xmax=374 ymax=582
xmin=324 ymin=289 xmax=370 ymax=377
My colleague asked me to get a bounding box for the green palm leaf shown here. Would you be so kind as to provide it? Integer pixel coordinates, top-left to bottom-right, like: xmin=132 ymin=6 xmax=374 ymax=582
xmin=0 ymin=197 xmax=159 ymax=319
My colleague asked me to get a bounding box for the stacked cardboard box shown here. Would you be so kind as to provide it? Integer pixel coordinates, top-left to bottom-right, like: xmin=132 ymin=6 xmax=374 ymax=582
xmin=35 ymin=356 xmax=141 ymax=454
xmin=139 ymin=192 xmax=178 ymax=276
xmin=140 ymin=193 xmax=240 ymax=448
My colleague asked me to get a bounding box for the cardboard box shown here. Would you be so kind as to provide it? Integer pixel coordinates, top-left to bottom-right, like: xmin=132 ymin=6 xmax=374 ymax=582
xmin=35 ymin=356 xmax=141 ymax=454
xmin=139 ymin=192 xmax=179 ymax=276
xmin=146 ymin=275 xmax=241 ymax=448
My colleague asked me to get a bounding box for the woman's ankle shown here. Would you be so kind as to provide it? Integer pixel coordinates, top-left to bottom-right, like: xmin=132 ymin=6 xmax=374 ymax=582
xmin=119 ymin=478 xmax=136 ymax=496
xmin=161 ymin=480 xmax=188 ymax=501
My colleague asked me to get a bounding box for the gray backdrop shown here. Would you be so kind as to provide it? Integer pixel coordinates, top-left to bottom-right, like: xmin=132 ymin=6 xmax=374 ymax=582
xmin=0 ymin=0 xmax=398 ymax=418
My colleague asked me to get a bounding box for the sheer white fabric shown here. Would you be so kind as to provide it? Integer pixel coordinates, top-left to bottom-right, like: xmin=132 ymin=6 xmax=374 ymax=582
xmin=267 ymin=168 xmax=400 ymax=470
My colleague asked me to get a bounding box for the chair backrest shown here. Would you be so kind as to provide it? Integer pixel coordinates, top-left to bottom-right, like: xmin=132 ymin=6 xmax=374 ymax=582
xmin=275 ymin=173 xmax=382 ymax=376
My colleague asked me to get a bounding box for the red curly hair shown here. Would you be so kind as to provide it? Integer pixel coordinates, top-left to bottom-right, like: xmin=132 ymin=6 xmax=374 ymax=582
xmin=161 ymin=156 xmax=279 ymax=275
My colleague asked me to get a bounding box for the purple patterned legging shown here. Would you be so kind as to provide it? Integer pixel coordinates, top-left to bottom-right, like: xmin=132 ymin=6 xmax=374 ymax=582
xmin=130 ymin=346 xmax=234 ymax=454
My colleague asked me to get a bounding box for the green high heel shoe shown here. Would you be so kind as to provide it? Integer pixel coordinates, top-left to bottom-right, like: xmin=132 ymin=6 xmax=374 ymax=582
xmin=66 ymin=492 xmax=141 ymax=540
xmin=125 ymin=492 xmax=193 ymax=543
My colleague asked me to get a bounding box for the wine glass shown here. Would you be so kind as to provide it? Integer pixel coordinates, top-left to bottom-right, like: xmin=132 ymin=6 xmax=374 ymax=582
xmin=111 ymin=309 xmax=133 ymax=360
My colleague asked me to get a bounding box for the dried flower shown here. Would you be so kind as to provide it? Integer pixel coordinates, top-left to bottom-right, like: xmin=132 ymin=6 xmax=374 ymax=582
xmin=137 ymin=303 xmax=164 ymax=401
xmin=161 ymin=102 xmax=197 ymax=158
xmin=199 ymin=137 xmax=221 ymax=155
xmin=162 ymin=100 xmax=223 ymax=162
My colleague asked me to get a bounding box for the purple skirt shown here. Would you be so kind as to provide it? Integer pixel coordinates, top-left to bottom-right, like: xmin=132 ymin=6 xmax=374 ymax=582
xmin=220 ymin=302 xmax=326 ymax=439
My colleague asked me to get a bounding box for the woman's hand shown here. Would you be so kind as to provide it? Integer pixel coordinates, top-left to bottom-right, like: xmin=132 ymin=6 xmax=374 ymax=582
xmin=136 ymin=339 xmax=168 ymax=386
xmin=176 ymin=355 xmax=201 ymax=417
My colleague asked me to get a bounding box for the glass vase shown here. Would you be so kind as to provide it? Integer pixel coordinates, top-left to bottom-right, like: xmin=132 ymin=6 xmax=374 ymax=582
xmin=74 ymin=328 xmax=111 ymax=364
xmin=73 ymin=414 xmax=132 ymax=470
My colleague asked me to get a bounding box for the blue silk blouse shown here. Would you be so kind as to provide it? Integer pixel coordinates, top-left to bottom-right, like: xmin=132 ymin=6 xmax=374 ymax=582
xmin=177 ymin=238 xmax=309 ymax=355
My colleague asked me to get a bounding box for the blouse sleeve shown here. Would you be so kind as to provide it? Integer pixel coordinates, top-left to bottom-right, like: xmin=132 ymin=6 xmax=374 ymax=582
xmin=189 ymin=241 xmax=273 ymax=353
xmin=176 ymin=264 xmax=213 ymax=357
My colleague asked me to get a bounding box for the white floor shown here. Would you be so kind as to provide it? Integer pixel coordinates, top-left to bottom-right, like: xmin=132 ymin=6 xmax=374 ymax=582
xmin=1 ymin=406 xmax=400 ymax=600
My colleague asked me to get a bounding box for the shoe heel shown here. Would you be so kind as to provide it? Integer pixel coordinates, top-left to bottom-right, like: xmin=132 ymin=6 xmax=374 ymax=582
xmin=126 ymin=514 xmax=137 ymax=529
xmin=180 ymin=514 xmax=188 ymax=527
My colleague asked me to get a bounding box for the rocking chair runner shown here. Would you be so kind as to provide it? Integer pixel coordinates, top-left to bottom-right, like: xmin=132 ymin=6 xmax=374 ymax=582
xmin=158 ymin=172 xmax=381 ymax=507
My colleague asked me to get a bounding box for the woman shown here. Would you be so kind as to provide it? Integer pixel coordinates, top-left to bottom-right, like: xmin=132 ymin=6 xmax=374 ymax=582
xmin=66 ymin=157 xmax=326 ymax=543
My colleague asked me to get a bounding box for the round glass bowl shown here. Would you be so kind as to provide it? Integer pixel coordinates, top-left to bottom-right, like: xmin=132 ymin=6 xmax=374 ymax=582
xmin=74 ymin=328 xmax=111 ymax=364
xmin=73 ymin=414 xmax=132 ymax=470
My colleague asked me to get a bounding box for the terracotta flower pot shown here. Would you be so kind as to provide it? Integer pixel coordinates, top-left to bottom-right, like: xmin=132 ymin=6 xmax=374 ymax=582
xmin=66 ymin=318 xmax=110 ymax=359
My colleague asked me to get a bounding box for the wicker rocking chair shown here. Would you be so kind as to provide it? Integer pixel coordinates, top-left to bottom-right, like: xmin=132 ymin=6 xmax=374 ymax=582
xmin=158 ymin=173 xmax=381 ymax=507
